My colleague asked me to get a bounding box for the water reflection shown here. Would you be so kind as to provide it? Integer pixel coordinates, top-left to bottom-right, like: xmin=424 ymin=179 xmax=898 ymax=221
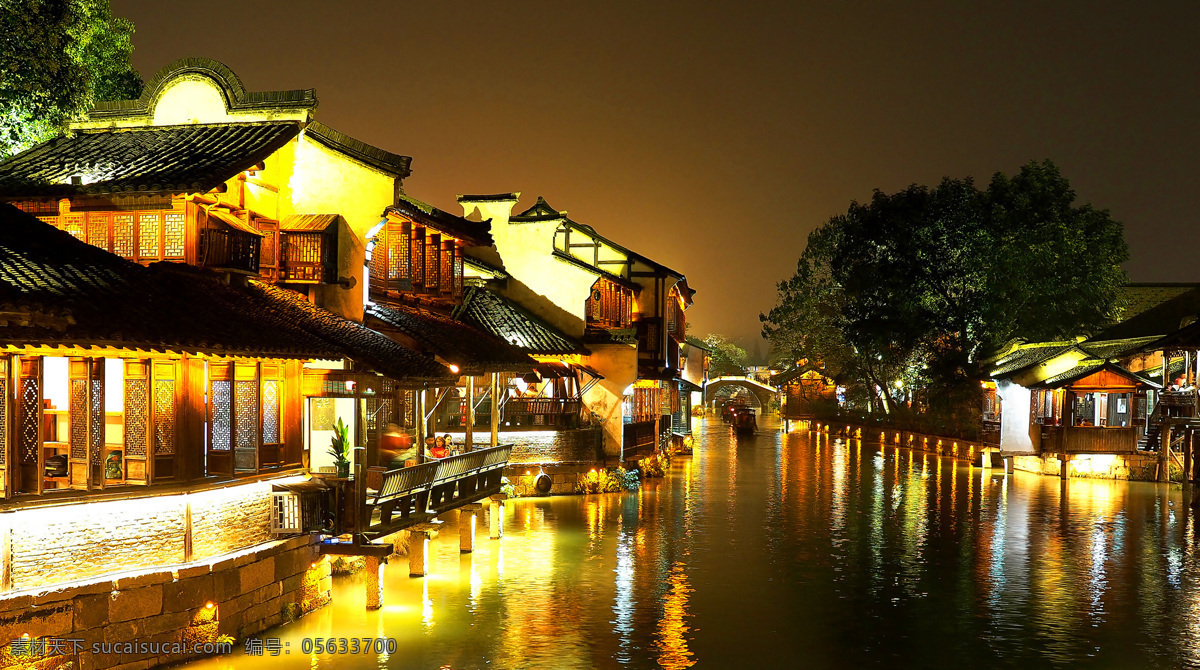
xmin=184 ymin=418 xmax=1200 ymax=669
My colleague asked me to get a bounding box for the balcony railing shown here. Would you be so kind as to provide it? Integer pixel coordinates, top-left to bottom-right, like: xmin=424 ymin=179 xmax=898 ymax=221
xmin=435 ymin=397 xmax=583 ymax=431
xmin=198 ymin=228 xmax=260 ymax=274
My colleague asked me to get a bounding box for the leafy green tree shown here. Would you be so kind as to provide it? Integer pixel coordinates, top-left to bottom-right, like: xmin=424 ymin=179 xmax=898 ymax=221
xmin=762 ymin=160 xmax=1128 ymax=424
xmin=0 ymin=0 xmax=141 ymax=157
xmin=699 ymin=334 xmax=749 ymax=377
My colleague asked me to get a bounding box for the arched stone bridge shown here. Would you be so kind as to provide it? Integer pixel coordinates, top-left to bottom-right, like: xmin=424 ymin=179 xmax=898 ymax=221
xmin=704 ymin=375 xmax=778 ymax=409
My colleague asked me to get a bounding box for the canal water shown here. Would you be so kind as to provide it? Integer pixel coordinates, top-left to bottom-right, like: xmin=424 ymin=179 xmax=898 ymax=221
xmin=189 ymin=416 xmax=1200 ymax=669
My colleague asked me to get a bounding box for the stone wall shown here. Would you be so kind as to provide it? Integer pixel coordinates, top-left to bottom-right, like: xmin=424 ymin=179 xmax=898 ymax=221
xmin=1013 ymin=452 xmax=1160 ymax=480
xmin=2 ymin=478 xmax=289 ymax=592
xmin=0 ymin=535 xmax=330 ymax=670
xmin=442 ymin=427 xmax=604 ymax=465
xmin=503 ymin=463 xmax=595 ymax=496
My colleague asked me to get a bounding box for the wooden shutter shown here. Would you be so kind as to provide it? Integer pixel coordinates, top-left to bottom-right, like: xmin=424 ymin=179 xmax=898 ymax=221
xmin=425 ymin=233 xmax=440 ymax=294
xmin=234 ymin=362 xmax=260 ymax=473
xmin=15 ymin=356 xmax=42 ymax=494
xmin=208 ymin=362 xmax=233 ymax=476
xmin=0 ymin=356 xmax=10 ymax=499
xmin=151 ymin=360 xmax=177 ymax=479
xmin=410 ymin=226 xmax=425 ymax=287
xmin=124 ymin=360 xmax=151 ymax=484
xmin=260 ymin=363 xmax=282 ymax=468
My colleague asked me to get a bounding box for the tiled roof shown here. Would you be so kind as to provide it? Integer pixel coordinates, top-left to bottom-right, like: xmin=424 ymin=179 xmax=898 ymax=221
xmin=1079 ymin=336 xmax=1162 ymax=361
xmin=984 ymin=341 xmax=1080 ymax=379
xmin=0 ymin=204 xmax=451 ymax=384
xmin=1119 ymin=283 xmax=1200 ymax=322
xmin=366 ymin=302 xmax=534 ymax=375
xmin=0 ymin=122 xmax=300 ymax=197
xmin=249 ymin=283 xmax=455 ymax=385
xmin=1092 ymin=287 xmax=1200 ymax=341
xmin=306 ymin=122 xmax=411 ymax=178
xmin=0 ymin=203 xmax=329 ymax=356
xmin=389 ymin=195 xmax=492 ymax=247
xmin=1029 ymin=362 xmax=1160 ymax=390
xmin=453 ymin=287 xmax=587 ymax=356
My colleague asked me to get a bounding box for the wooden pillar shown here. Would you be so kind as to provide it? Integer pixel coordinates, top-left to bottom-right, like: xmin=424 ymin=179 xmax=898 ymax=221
xmin=488 ymin=497 xmax=504 ymax=540
xmin=459 ymin=503 xmax=482 ymax=553
xmin=365 ymin=556 xmax=385 ymax=609
xmin=409 ymin=530 xmax=431 ymax=577
xmin=489 ymin=373 xmax=500 ymax=448
xmin=1160 ymin=423 xmax=1174 ymax=483
xmin=465 ymin=376 xmax=475 ymax=452
xmin=1185 ymin=429 xmax=1193 ymax=488
xmin=415 ymin=389 xmax=427 ymax=463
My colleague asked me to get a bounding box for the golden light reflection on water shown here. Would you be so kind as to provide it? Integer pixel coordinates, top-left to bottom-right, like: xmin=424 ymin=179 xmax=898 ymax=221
xmin=179 ymin=418 xmax=1200 ymax=669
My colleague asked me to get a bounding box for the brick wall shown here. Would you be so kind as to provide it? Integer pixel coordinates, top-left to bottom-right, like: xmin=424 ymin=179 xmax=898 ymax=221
xmin=0 ymin=535 xmax=331 ymax=670
xmin=190 ymin=484 xmax=274 ymax=560
xmin=2 ymin=478 xmax=290 ymax=592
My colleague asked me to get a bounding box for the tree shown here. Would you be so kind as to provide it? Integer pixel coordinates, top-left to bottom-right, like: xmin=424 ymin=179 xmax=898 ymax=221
xmin=762 ymin=160 xmax=1128 ymax=424
xmin=0 ymin=0 xmax=142 ymax=158
xmin=698 ymin=334 xmax=749 ymax=377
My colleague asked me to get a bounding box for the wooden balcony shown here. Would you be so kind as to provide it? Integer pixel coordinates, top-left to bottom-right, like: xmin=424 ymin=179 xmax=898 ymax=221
xmin=198 ymin=228 xmax=260 ymax=274
xmin=324 ymin=445 xmax=512 ymax=542
xmin=623 ymin=420 xmax=657 ymax=459
xmin=1041 ymin=425 xmax=1138 ymax=454
xmin=436 ymin=397 xmax=583 ymax=431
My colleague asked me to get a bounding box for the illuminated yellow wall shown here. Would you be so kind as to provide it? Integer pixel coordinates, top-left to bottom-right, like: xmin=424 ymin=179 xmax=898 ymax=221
xmin=75 ymin=66 xmax=400 ymax=322
xmin=461 ymin=198 xmax=616 ymax=336
xmin=2 ymin=479 xmax=282 ymax=590
xmin=581 ymin=343 xmax=639 ymax=457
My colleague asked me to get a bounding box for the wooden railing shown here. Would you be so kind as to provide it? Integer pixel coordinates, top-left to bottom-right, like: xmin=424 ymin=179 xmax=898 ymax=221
xmin=624 ymin=420 xmax=657 ymax=459
xmin=437 ymin=397 xmax=582 ymax=430
xmin=342 ymin=445 xmax=513 ymax=540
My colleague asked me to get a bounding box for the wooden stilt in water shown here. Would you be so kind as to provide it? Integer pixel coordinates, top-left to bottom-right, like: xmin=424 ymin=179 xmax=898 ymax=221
xmin=1160 ymin=424 xmax=1174 ymax=483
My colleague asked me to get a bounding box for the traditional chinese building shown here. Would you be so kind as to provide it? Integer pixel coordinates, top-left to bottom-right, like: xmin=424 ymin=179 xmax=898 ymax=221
xmin=457 ymin=194 xmax=696 ymax=464
xmin=985 ymin=284 xmax=1200 ymax=480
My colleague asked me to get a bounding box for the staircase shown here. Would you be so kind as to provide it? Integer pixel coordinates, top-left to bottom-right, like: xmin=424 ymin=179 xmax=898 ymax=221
xmin=1139 ymin=404 xmax=1163 ymax=451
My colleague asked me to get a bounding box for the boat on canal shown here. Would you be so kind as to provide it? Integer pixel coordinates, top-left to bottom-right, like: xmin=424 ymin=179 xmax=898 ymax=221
xmin=731 ymin=406 xmax=757 ymax=435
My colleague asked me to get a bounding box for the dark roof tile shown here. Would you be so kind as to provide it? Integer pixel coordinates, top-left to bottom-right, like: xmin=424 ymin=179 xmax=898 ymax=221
xmin=367 ymin=302 xmax=533 ymax=375
xmin=453 ymin=287 xmax=587 ymax=356
xmin=0 ymin=123 xmax=300 ymax=197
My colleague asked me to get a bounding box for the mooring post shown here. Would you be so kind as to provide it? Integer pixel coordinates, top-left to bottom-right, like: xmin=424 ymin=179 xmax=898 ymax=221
xmin=459 ymin=503 xmax=482 ymax=553
xmin=365 ymin=555 xmax=386 ymax=609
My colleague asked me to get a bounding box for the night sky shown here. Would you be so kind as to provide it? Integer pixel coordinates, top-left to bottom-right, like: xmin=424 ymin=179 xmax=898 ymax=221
xmin=112 ymin=1 xmax=1199 ymax=350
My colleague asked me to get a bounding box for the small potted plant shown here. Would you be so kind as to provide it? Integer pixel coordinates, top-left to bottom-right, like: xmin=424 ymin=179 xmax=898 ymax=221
xmin=328 ymin=418 xmax=352 ymax=478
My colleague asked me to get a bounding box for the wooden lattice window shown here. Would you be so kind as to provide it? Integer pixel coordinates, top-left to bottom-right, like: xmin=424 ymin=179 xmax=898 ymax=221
xmin=453 ymin=249 xmax=464 ymax=297
xmin=410 ymin=226 xmax=425 ymax=287
xmin=86 ymin=212 xmax=109 ymax=251
xmin=234 ymin=373 xmax=259 ymax=472
xmin=262 ymin=380 xmax=280 ymax=444
xmin=163 ymin=212 xmax=185 ymax=258
xmin=69 ymin=378 xmax=87 ymax=460
xmin=138 ymin=213 xmax=161 ymax=260
xmin=124 ymin=377 xmax=148 ymax=458
xmin=62 ymin=214 xmax=85 ymax=241
xmin=587 ymin=278 xmax=634 ymax=329
xmin=440 ymin=241 xmax=454 ymax=294
xmin=154 ymin=379 xmax=175 ymax=455
xmin=211 ymin=379 xmax=232 ymax=452
xmin=113 ymin=214 xmax=135 ymax=258
xmin=89 ymin=366 xmax=104 ymax=467
xmin=425 ymin=233 xmax=440 ymax=293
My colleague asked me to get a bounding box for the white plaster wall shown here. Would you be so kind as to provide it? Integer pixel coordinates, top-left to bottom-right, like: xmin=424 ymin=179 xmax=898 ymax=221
xmin=997 ymin=380 xmax=1036 ymax=453
xmin=581 ymin=343 xmax=638 ymax=458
